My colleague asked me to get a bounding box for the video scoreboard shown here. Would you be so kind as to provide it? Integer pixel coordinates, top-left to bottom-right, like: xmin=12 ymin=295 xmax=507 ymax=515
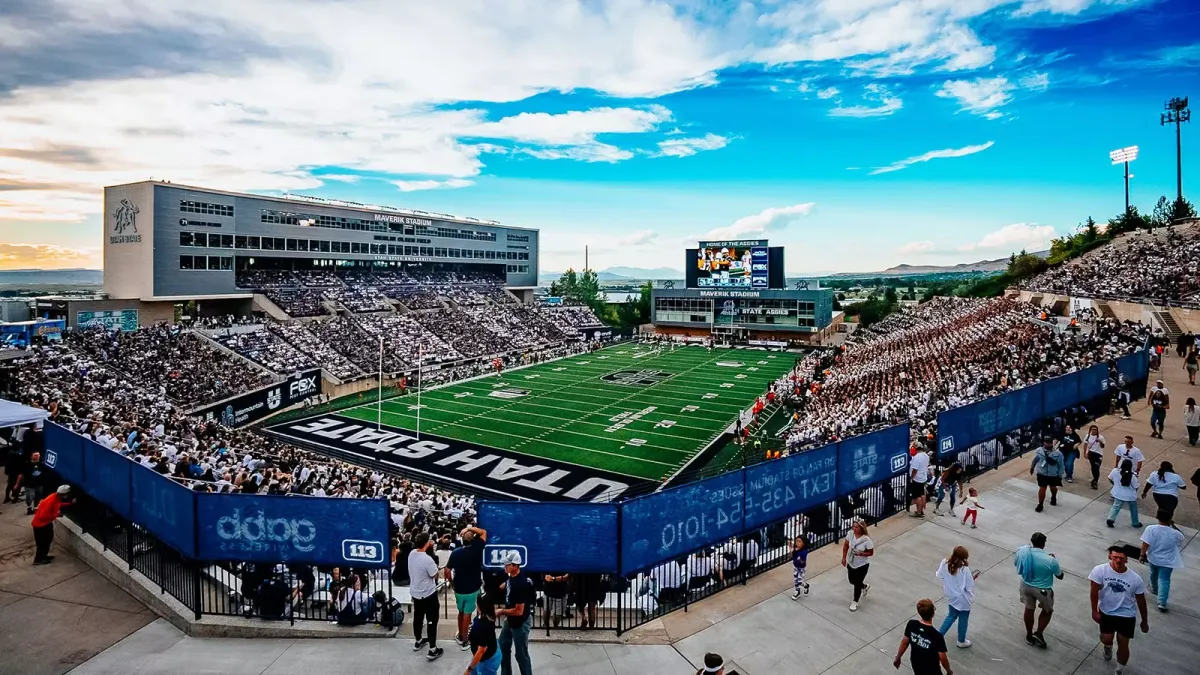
xmin=686 ymin=239 xmax=785 ymax=289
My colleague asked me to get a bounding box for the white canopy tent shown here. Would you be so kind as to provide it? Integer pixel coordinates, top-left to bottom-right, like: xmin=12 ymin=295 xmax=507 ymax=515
xmin=0 ymin=399 xmax=48 ymax=429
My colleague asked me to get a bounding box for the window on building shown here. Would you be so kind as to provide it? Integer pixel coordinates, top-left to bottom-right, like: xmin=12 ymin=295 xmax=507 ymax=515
xmin=179 ymin=255 xmax=194 ymax=270
xmin=221 ymin=234 xmax=234 ymax=248
xmin=247 ymin=236 xmax=260 ymax=249
xmin=180 ymin=232 xmax=193 ymax=247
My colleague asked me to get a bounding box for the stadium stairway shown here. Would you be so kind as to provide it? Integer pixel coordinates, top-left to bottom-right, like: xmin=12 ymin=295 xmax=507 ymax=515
xmin=1097 ymin=301 xmax=1117 ymax=319
xmin=1155 ymin=309 xmax=1183 ymax=338
xmin=250 ymin=293 xmax=293 ymax=322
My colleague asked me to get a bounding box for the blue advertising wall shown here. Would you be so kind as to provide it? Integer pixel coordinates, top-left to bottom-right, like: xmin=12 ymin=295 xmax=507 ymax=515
xmin=744 ymin=442 xmax=838 ymax=530
xmin=619 ymin=471 xmax=743 ymax=576
xmin=836 ymin=425 xmax=910 ymax=497
xmin=477 ymin=502 xmax=618 ymax=573
xmin=43 ymin=423 xmax=390 ymax=567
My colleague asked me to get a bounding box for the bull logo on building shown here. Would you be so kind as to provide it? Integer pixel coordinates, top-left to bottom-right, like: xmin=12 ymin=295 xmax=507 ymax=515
xmin=113 ymin=199 xmax=140 ymax=234
xmin=794 ymin=280 xmax=810 ymax=290
xmin=662 ymin=280 xmax=675 ymax=289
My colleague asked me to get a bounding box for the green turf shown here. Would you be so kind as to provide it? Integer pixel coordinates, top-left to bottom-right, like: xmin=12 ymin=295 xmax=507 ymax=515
xmin=338 ymin=343 xmax=796 ymax=482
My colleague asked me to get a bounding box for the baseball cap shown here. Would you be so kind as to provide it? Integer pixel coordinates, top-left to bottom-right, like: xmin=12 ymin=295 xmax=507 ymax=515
xmin=56 ymin=484 xmax=71 ymax=496
xmin=503 ymin=551 xmax=522 ymax=567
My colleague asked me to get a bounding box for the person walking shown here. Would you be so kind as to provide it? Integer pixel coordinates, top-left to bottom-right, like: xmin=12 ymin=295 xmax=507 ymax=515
xmin=1140 ymin=461 xmax=1187 ymax=520
xmin=1183 ymin=397 xmax=1199 ymax=446
xmin=1139 ymin=510 xmax=1185 ymax=612
xmin=790 ymin=534 xmax=810 ymax=600
xmin=496 ymin=551 xmax=534 ymax=675
xmin=1083 ymin=425 xmax=1106 ymax=489
xmin=1107 ymin=459 xmax=1143 ymax=528
xmin=408 ymin=532 xmax=444 ymax=661
xmin=14 ymin=450 xmax=46 ymax=515
xmin=935 ymin=546 xmax=978 ymax=649
xmin=1148 ymin=380 xmax=1170 ymax=439
xmin=1059 ymin=425 xmax=1081 ymax=483
xmin=464 ymin=594 xmax=501 ymax=675
xmin=1184 ymin=347 xmax=1198 ymax=385
xmin=893 ymin=599 xmax=952 ymax=675
xmin=1030 ymin=436 xmax=1064 ymax=512
xmin=841 ymin=518 xmax=873 ymax=612
xmin=1014 ymin=532 xmax=1063 ymax=648
xmin=1089 ymin=546 xmax=1150 ymax=674
xmin=31 ymin=485 xmax=71 ymax=565
xmin=959 ymin=488 xmax=983 ymax=528
xmin=1114 ymin=436 xmax=1144 ymax=475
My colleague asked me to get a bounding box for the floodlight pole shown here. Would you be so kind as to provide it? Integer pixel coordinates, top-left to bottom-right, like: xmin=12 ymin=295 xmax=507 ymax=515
xmin=1123 ymin=160 xmax=1131 ymax=214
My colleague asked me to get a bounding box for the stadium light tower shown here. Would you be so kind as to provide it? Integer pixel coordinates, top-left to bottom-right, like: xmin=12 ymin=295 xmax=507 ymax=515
xmin=1161 ymin=96 xmax=1190 ymax=201
xmin=1109 ymin=145 xmax=1139 ymax=214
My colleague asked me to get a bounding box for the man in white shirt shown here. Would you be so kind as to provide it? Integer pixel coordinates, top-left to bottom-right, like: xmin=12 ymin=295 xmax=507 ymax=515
xmin=909 ymin=449 xmax=931 ymax=517
xmin=1088 ymin=546 xmax=1149 ymax=674
xmin=407 ymin=532 xmax=443 ymax=660
xmin=1114 ymin=436 xmax=1145 ymax=475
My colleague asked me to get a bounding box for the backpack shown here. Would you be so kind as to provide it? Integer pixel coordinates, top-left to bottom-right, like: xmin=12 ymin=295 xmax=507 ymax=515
xmin=258 ymin=577 xmax=290 ymax=620
xmin=379 ymin=598 xmax=405 ymax=629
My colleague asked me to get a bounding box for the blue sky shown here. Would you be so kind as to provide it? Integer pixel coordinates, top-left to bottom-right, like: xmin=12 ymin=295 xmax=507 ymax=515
xmin=0 ymin=0 xmax=1195 ymax=273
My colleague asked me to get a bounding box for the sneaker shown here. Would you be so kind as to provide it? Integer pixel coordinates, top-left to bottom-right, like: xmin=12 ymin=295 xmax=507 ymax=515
xmin=791 ymin=590 xmax=801 ymax=601
xmin=413 ymin=638 xmax=427 ymax=652
xmin=454 ymin=635 xmax=467 ymax=648
xmin=849 ymin=601 xmax=858 ymax=612
xmin=947 ymin=508 xmax=956 ymax=517
xmin=1026 ymin=634 xmax=1038 ymax=647
xmin=803 ymin=583 xmax=810 ymax=596
xmin=32 ymin=559 xmax=51 ymax=566
xmin=1157 ymin=603 xmax=1168 ymax=612
xmin=970 ymin=524 xmax=977 ymax=529
xmin=1122 ymin=415 xmax=1131 ymax=420
xmin=1032 ymin=632 xmax=1047 ymax=648
xmin=1036 ymin=503 xmax=1044 ymax=513
xmin=1066 ymin=478 xmax=1074 ymax=483
xmin=1106 ymin=520 xmax=1115 ymax=528
xmin=426 ymin=647 xmax=444 ymax=661
xmin=1115 ymin=665 xmax=1124 ymax=675
xmin=1090 ymin=482 xmax=1098 ymax=489
xmin=861 ymin=584 xmax=870 ymax=597
xmin=1132 ymin=523 xmax=1144 ymax=528
xmin=1103 ymin=644 xmax=1113 ymax=661
xmin=26 ymin=508 xmax=33 ymax=515
xmin=957 ymin=640 xmax=972 ymax=649
xmin=1049 ymin=496 xmax=1057 ymax=506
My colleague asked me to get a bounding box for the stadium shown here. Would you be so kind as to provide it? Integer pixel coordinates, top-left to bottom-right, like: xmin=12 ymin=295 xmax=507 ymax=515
xmin=2 ymin=180 xmax=1190 ymax=655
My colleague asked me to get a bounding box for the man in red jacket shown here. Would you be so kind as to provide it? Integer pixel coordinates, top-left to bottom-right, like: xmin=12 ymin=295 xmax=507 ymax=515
xmin=32 ymin=484 xmax=72 ymax=565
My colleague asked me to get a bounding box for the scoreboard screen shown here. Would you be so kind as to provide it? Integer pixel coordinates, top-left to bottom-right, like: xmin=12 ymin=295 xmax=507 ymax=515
xmin=688 ymin=244 xmax=769 ymax=288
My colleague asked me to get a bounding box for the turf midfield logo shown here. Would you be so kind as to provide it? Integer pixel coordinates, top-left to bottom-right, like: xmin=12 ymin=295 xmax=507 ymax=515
xmin=602 ymin=369 xmax=671 ymax=387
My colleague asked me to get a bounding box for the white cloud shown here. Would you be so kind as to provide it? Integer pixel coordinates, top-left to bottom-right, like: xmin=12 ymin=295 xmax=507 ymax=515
xmin=616 ymin=229 xmax=658 ymax=246
xmin=321 ymin=174 xmax=362 ymax=183
xmin=816 ymin=87 xmax=840 ymax=99
xmin=700 ymin=202 xmax=816 ymax=240
xmin=936 ymin=73 xmax=1048 ymax=118
xmin=392 ymin=178 xmax=475 ymax=192
xmin=0 ymin=243 xmax=100 ymax=270
xmin=896 ymin=241 xmax=935 ymax=255
xmin=654 ymin=133 xmax=730 ymax=158
xmin=870 ymin=141 xmax=995 ymax=175
xmin=959 ymin=223 xmax=1056 ymax=252
xmin=519 ymin=143 xmax=633 ymax=163
xmin=829 ymin=84 xmax=902 ymax=118
xmin=467 ymin=106 xmax=672 ymax=146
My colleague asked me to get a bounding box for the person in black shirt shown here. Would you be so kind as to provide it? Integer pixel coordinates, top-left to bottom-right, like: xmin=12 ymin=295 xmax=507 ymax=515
xmin=16 ymin=451 xmax=46 ymax=515
xmin=465 ymin=594 xmax=500 ymax=675
xmin=1060 ymin=425 xmax=1082 ymax=484
xmin=495 ymin=552 xmax=534 ymax=675
xmin=894 ymin=599 xmax=951 ymax=675
xmin=446 ymin=525 xmax=487 ymax=648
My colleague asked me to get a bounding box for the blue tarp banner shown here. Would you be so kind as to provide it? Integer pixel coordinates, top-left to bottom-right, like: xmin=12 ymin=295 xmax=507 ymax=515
xmin=744 ymin=443 xmax=839 ymax=530
xmin=620 ymin=471 xmax=743 ymax=575
xmin=130 ymin=464 xmax=196 ymax=557
xmin=1117 ymin=352 xmax=1145 ymax=385
xmin=996 ymin=382 xmax=1045 ymax=431
xmin=44 ymin=422 xmax=85 ymax=486
xmin=836 ymin=425 xmax=911 ymax=497
xmin=83 ymin=439 xmax=133 ymax=520
xmin=478 ymin=502 xmax=617 ymax=573
xmin=937 ymin=397 xmax=999 ymax=457
xmin=1043 ymin=370 xmax=1080 ymax=415
xmin=1079 ymin=363 xmax=1110 ymax=400
xmin=194 ymin=493 xmax=390 ymax=566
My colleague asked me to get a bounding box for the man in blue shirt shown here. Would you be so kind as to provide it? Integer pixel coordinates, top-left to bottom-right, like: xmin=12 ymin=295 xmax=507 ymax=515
xmin=444 ymin=525 xmax=485 ymax=650
xmin=1014 ymin=532 xmax=1064 ymax=648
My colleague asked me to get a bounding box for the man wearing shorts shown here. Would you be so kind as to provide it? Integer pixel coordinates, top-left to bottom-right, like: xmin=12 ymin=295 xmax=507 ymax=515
xmin=444 ymin=525 xmax=486 ymax=650
xmin=909 ymin=448 xmax=931 ymax=517
xmin=1089 ymin=546 xmax=1150 ymax=674
xmin=1014 ymin=532 xmax=1063 ymax=647
xmin=1029 ymin=437 xmax=1064 ymax=512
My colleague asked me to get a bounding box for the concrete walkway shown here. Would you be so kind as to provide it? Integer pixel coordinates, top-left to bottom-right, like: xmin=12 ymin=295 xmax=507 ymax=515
xmin=4 ymin=353 xmax=1196 ymax=675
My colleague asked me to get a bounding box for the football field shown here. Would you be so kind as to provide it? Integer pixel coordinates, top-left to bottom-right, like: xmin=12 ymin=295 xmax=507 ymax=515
xmin=331 ymin=343 xmax=795 ymax=483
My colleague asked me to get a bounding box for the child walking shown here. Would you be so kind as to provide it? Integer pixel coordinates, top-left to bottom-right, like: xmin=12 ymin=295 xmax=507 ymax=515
xmin=961 ymin=488 xmax=984 ymax=528
xmin=790 ymin=535 xmax=810 ymax=600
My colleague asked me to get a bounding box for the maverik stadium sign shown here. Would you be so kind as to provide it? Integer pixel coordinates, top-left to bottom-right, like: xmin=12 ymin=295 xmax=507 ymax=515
xmin=265 ymin=414 xmax=649 ymax=503
xmin=192 ymin=369 xmax=322 ymax=428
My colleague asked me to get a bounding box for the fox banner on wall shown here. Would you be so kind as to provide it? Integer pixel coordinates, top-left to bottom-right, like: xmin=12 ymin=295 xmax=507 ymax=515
xmin=191 ymin=369 xmax=321 ymax=427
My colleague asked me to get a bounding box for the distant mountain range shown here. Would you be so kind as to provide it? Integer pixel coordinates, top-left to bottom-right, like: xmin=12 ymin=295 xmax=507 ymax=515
xmin=825 ymin=251 xmax=1048 ymax=278
xmin=0 ymin=268 xmax=103 ymax=286
xmin=539 ymin=266 xmax=683 ymax=283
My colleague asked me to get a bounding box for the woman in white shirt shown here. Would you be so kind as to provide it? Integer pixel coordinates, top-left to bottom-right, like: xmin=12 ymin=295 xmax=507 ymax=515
xmin=1140 ymin=461 xmax=1187 ymax=520
xmin=935 ymin=546 xmax=979 ymax=648
xmin=1183 ymin=397 xmax=1199 ymax=447
xmin=1139 ymin=510 xmax=1185 ymax=611
xmin=1106 ymin=459 xmax=1143 ymax=529
xmin=840 ymin=518 xmax=874 ymax=612
xmin=1083 ymin=425 xmax=1105 ymax=489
